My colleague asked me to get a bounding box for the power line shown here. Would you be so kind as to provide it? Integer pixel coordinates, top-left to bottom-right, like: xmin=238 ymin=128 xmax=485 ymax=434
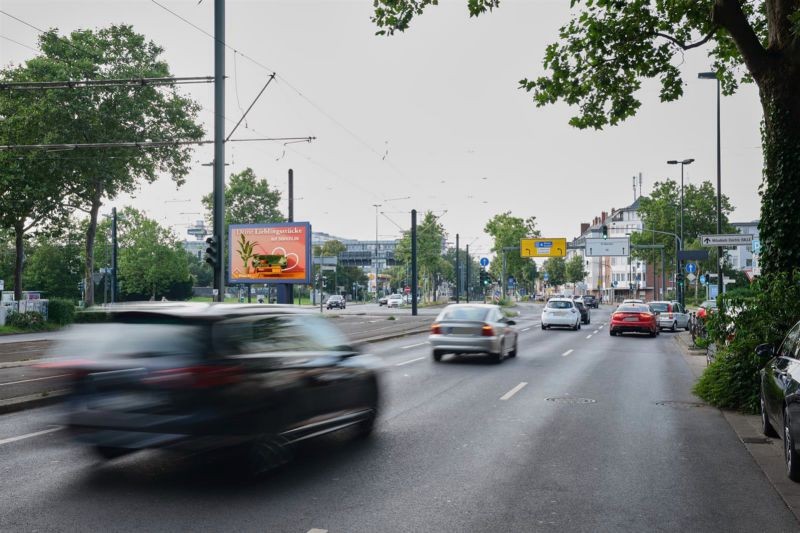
xmin=0 ymin=76 xmax=214 ymax=90
xmin=0 ymin=136 xmax=315 ymax=151
xmin=0 ymin=34 xmax=38 ymax=53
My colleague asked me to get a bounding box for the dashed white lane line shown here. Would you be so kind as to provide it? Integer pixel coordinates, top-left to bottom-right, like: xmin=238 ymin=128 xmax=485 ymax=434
xmin=594 ymin=330 xmax=600 ymax=334
xmin=521 ymin=327 xmax=531 ymax=332
xmin=500 ymin=382 xmax=528 ymax=401
xmin=0 ymin=373 xmax=71 ymax=387
xmin=401 ymin=342 xmax=427 ymax=350
xmin=396 ymin=356 xmax=426 ymax=366
xmin=586 ymin=334 xmax=593 ymax=339
xmin=561 ymin=349 xmax=574 ymax=357
xmin=307 ymin=529 xmax=328 ymax=533
xmin=0 ymin=426 xmax=63 ymax=447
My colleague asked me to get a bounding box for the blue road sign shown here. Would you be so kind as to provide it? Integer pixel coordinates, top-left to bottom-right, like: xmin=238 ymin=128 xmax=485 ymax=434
xmin=508 ymin=276 xmax=516 ymax=288
xmin=699 ymin=274 xmax=707 ymax=285
xmin=536 ymin=241 xmax=553 ymax=248
xmin=752 ymin=238 xmax=761 ymax=255
xmin=480 ymin=257 xmax=489 ymax=267
xmin=686 ymin=263 xmax=697 ymax=274
xmin=543 ymin=272 xmax=550 ymax=281
xmin=709 ymin=284 xmax=719 ymax=298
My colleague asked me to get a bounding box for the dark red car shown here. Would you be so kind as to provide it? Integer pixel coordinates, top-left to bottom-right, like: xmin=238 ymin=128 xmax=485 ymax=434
xmin=609 ymin=304 xmax=658 ymax=337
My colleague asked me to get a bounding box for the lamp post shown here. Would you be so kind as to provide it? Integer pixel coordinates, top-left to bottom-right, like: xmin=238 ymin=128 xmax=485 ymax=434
xmin=699 ymin=71 xmax=724 ymax=299
xmin=667 ymin=158 xmax=694 ymax=306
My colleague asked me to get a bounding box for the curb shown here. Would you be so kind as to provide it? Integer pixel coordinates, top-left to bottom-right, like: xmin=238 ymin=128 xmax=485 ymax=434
xmin=0 ymin=389 xmax=68 ymax=415
xmin=674 ymin=335 xmax=800 ymax=524
xmin=356 ymin=326 xmax=431 ymax=345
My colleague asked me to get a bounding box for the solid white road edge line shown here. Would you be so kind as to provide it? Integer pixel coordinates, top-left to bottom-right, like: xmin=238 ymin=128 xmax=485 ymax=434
xmin=396 ymin=356 xmax=426 ymax=366
xmin=401 ymin=342 xmax=427 ymax=349
xmin=0 ymin=373 xmax=72 ymax=387
xmin=500 ymin=382 xmax=528 ymax=401
xmin=561 ymin=349 xmax=574 ymax=357
xmin=0 ymin=426 xmax=63 ymax=446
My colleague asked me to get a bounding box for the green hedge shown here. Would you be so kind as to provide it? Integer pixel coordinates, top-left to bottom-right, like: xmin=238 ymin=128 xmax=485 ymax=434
xmin=7 ymin=311 xmax=46 ymax=331
xmin=694 ymin=271 xmax=800 ymax=413
xmin=48 ymin=299 xmax=77 ymax=325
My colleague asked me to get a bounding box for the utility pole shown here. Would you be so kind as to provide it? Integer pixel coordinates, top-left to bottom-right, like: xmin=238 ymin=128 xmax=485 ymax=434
xmin=411 ymin=209 xmax=418 ymax=316
xmin=465 ymin=244 xmax=470 ymax=303
xmin=111 ymin=207 xmax=117 ymax=303
xmin=455 ymin=233 xmax=460 ymax=304
xmin=373 ymin=203 xmax=381 ymax=301
xmin=277 ymin=169 xmax=294 ymax=304
xmin=212 ymin=0 xmax=226 ymax=302
xmin=715 ymin=77 xmax=724 ymax=299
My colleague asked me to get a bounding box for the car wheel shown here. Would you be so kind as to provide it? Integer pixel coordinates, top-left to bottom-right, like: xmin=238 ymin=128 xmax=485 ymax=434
xmin=433 ymin=350 xmax=443 ymax=362
xmin=784 ymin=407 xmax=800 ymax=481
xmin=509 ymin=339 xmax=518 ymax=358
xmin=671 ymin=322 xmax=677 ymax=332
xmin=353 ymin=407 xmax=377 ymax=440
xmin=761 ymin=392 xmax=779 ymax=438
xmin=247 ymin=434 xmax=292 ymax=475
xmin=490 ymin=342 xmax=504 ymax=364
xmin=609 ymin=329 xmax=615 ymax=336
xmin=649 ymin=330 xmax=657 ymax=337
xmin=541 ymin=323 xmax=547 ymax=330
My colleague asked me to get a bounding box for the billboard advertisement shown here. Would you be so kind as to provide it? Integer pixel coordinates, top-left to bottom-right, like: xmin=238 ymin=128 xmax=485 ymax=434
xmin=228 ymin=222 xmax=312 ymax=284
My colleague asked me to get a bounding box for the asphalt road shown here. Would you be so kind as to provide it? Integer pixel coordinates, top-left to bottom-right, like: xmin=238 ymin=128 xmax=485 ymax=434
xmin=0 ymin=305 xmax=797 ymax=532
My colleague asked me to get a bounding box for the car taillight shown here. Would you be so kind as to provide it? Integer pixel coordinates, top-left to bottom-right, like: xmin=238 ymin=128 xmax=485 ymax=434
xmin=639 ymin=313 xmax=653 ymax=321
xmin=431 ymin=323 xmax=442 ymax=334
xmin=142 ymin=365 xmax=241 ymax=389
xmin=697 ymin=308 xmax=707 ymax=320
xmin=481 ymin=324 xmax=495 ymax=336
xmin=612 ymin=313 xmax=623 ymax=320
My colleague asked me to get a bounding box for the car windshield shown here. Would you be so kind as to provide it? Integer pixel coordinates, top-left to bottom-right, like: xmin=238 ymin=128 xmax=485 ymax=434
xmin=649 ymin=302 xmax=669 ymax=312
xmin=702 ymin=300 xmax=718 ymax=308
xmin=440 ymin=306 xmax=489 ymax=321
xmin=547 ymin=300 xmax=573 ymax=309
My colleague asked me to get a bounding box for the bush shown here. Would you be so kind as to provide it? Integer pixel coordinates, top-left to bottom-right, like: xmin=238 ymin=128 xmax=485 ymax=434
xmin=694 ymin=271 xmax=800 ymax=413
xmin=7 ymin=311 xmax=46 ymax=331
xmin=47 ymin=299 xmax=76 ymax=325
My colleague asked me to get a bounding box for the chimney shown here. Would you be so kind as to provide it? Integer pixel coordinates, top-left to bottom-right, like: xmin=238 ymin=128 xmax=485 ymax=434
xmin=580 ymin=223 xmax=589 ymax=235
xmin=601 ymin=211 xmax=607 ymax=222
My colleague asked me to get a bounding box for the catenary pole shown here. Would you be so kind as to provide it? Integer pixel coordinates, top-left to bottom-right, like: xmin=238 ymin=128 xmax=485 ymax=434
xmin=213 ymin=0 xmax=225 ymax=302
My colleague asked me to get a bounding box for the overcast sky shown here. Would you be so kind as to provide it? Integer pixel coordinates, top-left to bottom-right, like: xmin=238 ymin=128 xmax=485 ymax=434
xmin=1 ymin=0 xmax=765 ymax=258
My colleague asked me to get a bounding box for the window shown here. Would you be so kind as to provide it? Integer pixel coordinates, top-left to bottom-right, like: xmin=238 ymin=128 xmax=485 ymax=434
xmin=441 ymin=306 xmax=489 ymax=321
xmin=746 ymin=259 xmax=753 ymax=267
xmin=780 ymin=322 xmax=800 ymax=359
xmin=547 ymin=300 xmax=573 ymax=309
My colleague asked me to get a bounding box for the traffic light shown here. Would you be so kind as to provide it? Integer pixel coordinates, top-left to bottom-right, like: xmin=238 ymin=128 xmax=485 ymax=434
xmin=676 ymin=273 xmax=684 ymax=284
xmin=204 ymin=235 xmax=219 ymax=269
xmin=480 ymin=269 xmax=490 ymax=287
xmin=601 ymin=225 xmax=608 ymax=240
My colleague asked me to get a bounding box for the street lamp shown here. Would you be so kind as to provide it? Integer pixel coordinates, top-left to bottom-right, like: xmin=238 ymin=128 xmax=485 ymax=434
xmin=699 ymin=71 xmax=724 ymax=299
xmin=667 ymin=158 xmax=694 ymax=306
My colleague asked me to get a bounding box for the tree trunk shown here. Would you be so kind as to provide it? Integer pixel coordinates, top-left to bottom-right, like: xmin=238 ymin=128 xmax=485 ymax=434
xmin=84 ymin=196 xmax=102 ymax=306
xmin=13 ymin=222 xmax=24 ymax=301
xmin=757 ymin=67 xmax=800 ymax=275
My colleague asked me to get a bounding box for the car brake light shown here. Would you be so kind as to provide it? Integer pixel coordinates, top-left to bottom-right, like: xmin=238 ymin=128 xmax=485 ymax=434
xmin=612 ymin=313 xmax=623 ymax=320
xmin=639 ymin=313 xmax=653 ymax=320
xmin=481 ymin=324 xmax=495 ymax=336
xmin=142 ymin=365 xmax=241 ymax=389
xmin=431 ymin=323 xmax=442 ymax=334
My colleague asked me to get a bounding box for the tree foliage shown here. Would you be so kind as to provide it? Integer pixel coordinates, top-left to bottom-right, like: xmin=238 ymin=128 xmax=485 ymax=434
xmin=565 ymin=254 xmax=588 ymax=284
xmin=543 ymin=256 xmax=567 ymax=287
xmin=202 ymin=167 xmax=283 ymax=235
xmin=395 ymin=211 xmax=447 ymax=299
xmin=484 ymin=212 xmax=540 ymax=289
xmin=372 ymin=0 xmax=800 ymax=274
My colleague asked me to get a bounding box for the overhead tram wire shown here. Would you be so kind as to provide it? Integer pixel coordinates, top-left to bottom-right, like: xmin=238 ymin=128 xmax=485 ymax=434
xmin=0 ymin=136 xmax=315 ymax=151
xmin=0 ymin=34 xmax=39 ymax=53
xmin=0 ymin=76 xmax=215 ymax=90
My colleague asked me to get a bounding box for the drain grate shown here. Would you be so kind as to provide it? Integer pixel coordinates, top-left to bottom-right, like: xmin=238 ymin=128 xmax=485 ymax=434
xmin=654 ymin=401 xmax=708 ymax=409
xmin=545 ymin=397 xmax=596 ymax=405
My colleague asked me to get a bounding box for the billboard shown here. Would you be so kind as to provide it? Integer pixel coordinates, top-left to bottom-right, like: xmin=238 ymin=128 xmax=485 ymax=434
xmin=228 ymin=222 xmax=312 ymax=284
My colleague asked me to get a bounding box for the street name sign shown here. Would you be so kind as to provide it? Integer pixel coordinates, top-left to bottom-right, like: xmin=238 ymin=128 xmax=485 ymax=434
xmin=585 ymin=237 xmax=629 ymax=257
xmin=520 ymin=238 xmax=567 ymax=258
xmin=700 ymin=234 xmax=753 ymax=247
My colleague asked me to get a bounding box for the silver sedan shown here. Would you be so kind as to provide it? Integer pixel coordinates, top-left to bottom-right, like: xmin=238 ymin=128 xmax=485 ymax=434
xmin=428 ymin=304 xmax=518 ymax=363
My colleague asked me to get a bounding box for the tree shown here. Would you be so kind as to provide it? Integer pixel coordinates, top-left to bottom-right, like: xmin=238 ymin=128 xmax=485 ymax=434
xmin=484 ymin=212 xmax=540 ymax=289
xmin=395 ymin=211 xmax=447 ymax=300
xmin=0 ymin=73 xmax=71 ymax=299
xmin=543 ymin=257 xmax=567 ymax=288
xmin=566 ymin=254 xmax=588 ymax=285
xmin=112 ymin=207 xmax=192 ymax=301
xmin=24 ymin=223 xmax=84 ymax=300
xmin=186 ymin=251 xmax=213 ymax=288
xmin=373 ymin=0 xmax=800 ymax=274
xmin=201 ymin=167 xmax=284 ymax=235
xmin=16 ymin=26 xmax=203 ymax=306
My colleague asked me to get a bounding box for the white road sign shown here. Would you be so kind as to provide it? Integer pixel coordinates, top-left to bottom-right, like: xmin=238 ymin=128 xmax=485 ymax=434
xmin=700 ymin=234 xmax=753 ymax=247
xmin=585 ymin=237 xmax=630 ymax=257
xmin=686 ymin=273 xmax=697 ymax=282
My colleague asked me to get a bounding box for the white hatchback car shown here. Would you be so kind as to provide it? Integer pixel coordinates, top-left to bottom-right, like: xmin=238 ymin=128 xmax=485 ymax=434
xmin=386 ymin=294 xmax=404 ymax=308
xmin=541 ymin=298 xmax=582 ymax=330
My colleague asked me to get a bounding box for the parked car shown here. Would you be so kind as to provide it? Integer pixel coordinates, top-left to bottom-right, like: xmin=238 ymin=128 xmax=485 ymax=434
xmin=378 ymin=295 xmax=388 ymax=306
xmin=541 ymin=298 xmax=582 ymax=331
xmin=582 ymin=295 xmax=598 ymax=309
xmin=402 ymin=293 xmax=420 ymax=304
xmin=609 ymin=303 xmax=658 ymax=337
xmin=429 ymin=304 xmax=518 ymax=363
xmin=649 ymin=300 xmax=689 ymax=331
xmin=759 ymin=319 xmax=800 ymax=481
xmin=574 ymin=299 xmax=590 ymax=325
xmin=386 ymin=294 xmax=404 ymax=308
xmin=326 ymin=294 xmax=346 ymax=310
xmin=696 ymin=299 xmax=718 ymax=321
xmin=45 ymin=303 xmax=380 ymax=471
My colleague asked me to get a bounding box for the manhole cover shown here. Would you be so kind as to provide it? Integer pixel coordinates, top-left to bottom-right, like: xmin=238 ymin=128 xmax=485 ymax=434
xmin=545 ymin=397 xmax=596 ymax=404
xmin=654 ymin=401 xmax=707 ymax=409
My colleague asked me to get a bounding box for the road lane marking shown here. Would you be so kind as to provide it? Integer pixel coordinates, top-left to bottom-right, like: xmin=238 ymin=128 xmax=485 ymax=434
xmin=0 ymin=426 xmax=62 ymax=446
xmin=521 ymin=327 xmax=530 ymax=332
xmin=401 ymin=342 xmax=427 ymax=350
xmin=586 ymin=334 xmax=592 ymax=339
xmin=594 ymin=330 xmax=600 ymax=334
xmin=561 ymin=349 xmax=573 ymax=357
xmin=307 ymin=529 xmax=328 ymax=533
xmin=0 ymin=373 xmax=71 ymax=387
xmin=396 ymin=356 xmax=425 ymax=366
xmin=500 ymin=382 xmax=528 ymax=401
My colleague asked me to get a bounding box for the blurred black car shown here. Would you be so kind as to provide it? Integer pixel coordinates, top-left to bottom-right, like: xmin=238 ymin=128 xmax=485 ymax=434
xmin=326 ymin=294 xmax=346 ymax=309
xmin=49 ymin=303 xmax=379 ymax=470
xmin=759 ymin=320 xmax=800 ymax=481
xmin=575 ymin=300 xmax=590 ymax=325
xmin=582 ymin=295 xmax=598 ymax=309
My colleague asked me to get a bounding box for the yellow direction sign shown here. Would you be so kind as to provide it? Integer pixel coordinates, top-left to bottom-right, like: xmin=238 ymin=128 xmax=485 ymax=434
xmin=520 ymin=238 xmax=567 ymax=258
